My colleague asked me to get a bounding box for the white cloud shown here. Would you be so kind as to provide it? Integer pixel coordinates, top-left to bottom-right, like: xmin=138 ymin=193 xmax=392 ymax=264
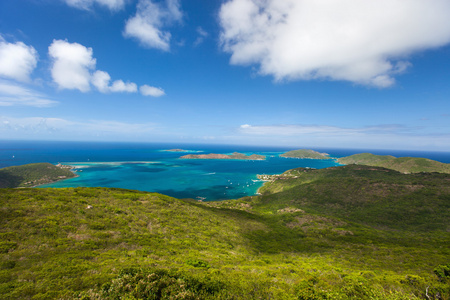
xmin=140 ymin=85 xmax=165 ymax=97
xmin=91 ymin=70 xmax=138 ymax=93
xmin=124 ymin=0 xmax=183 ymax=51
xmin=0 ymin=38 xmax=38 ymax=82
xmin=166 ymin=0 xmax=182 ymax=21
xmin=50 ymin=41 xmax=145 ymax=94
xmin=236 ymin=124 xmax=450 ymax=150
xmin=0 ymin=116 xmax=71 ymax=133
xmin=239 ymin=124 xmax=406 ymax=136
xmin=0 ymin=80 xmax=57 ymax=107
xmin=0 ymin=116 xmax=158 ymax=140
xmin=63 ymin=0 xmax=126 ymax=11
xmin=110 ymin=80 xmax=138 ymax=93
xmin=219 ymin=0 xmax=450 ymax=87
xmin=194 ymin=26 xmax=208 ymax=46
xmin=239 ymin=124 xmax=349 ymax=136
xmin=91 ymin=70 xmax=111 ymax=93
xmin=48 ymin=39 xmax=96 ymax=92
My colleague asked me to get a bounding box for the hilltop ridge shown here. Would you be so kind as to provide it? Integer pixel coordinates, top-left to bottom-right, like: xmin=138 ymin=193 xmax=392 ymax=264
xmin=337 ymin=153 xmax=450 ymax=174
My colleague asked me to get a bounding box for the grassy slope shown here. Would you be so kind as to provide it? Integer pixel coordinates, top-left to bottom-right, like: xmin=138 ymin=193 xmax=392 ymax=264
xmin=0 ymin=163 xmax=76 ymax=188
xmin=337 ymin=153 xmax=450 ymax=174
xmin=1 ymin=166 xmax=449 ymax=299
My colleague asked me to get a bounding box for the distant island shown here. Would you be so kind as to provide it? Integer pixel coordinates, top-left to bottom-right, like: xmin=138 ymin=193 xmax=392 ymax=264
xmin=337 ymin=153 xmax=450 ymax=174
xmin=0 ymin=163 xmax=76 ymax=188
xmin=180 ymin=152 xmax=266 ymax=160
xmin=162 ymin=149 xmax=188 ymax=152
xmin=280 ymin=149 xmax=331 ymax=159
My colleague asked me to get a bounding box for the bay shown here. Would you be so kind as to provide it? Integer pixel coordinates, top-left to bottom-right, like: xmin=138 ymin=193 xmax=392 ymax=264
xmin=1 ymin=140 xmax=449 ymax=200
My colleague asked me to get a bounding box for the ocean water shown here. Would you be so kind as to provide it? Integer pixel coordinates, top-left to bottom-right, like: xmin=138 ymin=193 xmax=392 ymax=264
xmin=1 ymin=140 xmax=449 ymax=200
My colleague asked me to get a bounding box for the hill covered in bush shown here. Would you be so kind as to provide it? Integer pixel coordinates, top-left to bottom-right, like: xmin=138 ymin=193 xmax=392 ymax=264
xmin=280 ymin=149 xmax=331 ymax=159
xmin=0 ymin=165 xmax=449 ymax=299
xmin=0 ymin=163 xmax=75 ymax=188
xmin=337 ymin=153 xmax=450 ymax=174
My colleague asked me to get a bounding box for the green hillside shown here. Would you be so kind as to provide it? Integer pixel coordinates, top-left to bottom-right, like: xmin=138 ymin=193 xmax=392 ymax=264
xmin=0 ymin=163 xmax=76 ymax=188
xmin=280 ymin=149 xmax=331 ymax=159
xmin=337 ymin=153 xmax=450 ymax=174
xmin=1 ymin=165 xmax=449 ymax=299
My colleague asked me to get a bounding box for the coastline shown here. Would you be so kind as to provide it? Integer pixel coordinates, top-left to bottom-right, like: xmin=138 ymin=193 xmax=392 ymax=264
xmin=32 ymin=164 xmax=79 ymax=188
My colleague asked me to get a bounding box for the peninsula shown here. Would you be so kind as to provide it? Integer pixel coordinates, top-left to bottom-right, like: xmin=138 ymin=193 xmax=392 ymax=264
xmin=0 ymin=162 xmax=76 ymax=188
xmin=180 ymin=152 xmax=265 ymax=160
xmin=280 ymin=149 xmax=331 ymax=159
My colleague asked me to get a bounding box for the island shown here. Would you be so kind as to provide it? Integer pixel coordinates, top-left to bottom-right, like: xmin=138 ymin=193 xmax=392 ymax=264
xmin=0 ymin=162 xmax=76 ymax=188
xmin=337 ymin=153 xmax=450 ymax=174
xmin=180 ymin=152 xmax=266 ymax=160
xmin=280 ymin=149 xmax=331 ymax=159
xmin=162 ymin=149 xmax=188 ymax=152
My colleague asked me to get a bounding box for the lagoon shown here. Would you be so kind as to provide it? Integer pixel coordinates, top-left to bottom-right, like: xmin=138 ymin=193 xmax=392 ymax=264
xmin=1 ymin=141 xmax=449 ymax=200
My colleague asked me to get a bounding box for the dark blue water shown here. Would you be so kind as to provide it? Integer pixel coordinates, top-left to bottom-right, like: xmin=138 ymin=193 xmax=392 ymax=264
xmin=1 ymin=140 xmax=449 ymax=200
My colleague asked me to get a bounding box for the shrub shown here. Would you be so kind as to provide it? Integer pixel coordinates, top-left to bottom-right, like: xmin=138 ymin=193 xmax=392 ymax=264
xmin=434 ymin=264 xmax=450 ymax=281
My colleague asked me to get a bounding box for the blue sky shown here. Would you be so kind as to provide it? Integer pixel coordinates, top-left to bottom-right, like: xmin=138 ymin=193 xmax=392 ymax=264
xmin=1 ymin=0 xmax=450 ymax=151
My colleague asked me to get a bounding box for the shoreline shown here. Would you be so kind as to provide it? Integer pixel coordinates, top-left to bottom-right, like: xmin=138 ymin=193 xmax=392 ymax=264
xmin=31 ymin=163 xmax=79 ymax=188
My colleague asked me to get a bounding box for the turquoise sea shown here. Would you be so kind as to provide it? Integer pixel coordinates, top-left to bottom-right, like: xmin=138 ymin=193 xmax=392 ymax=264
xmin=1 ymin=141 xmax=449 ymax=200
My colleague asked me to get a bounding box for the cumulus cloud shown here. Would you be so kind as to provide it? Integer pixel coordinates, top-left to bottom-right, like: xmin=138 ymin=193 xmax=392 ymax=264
xmin=124 ymin=0 xmax=183 ymax=51
xmin=91 ymin=70 xmax=138 ymax=93
xmin=91 ymin=70 xmax=111 ymax=93
xmin=48 ymin=40 xmax=96 ymax=92
xmin=0 ymin=38 xmax=38 ymax=82
xmin=219 ymin=0 xmax=450 ymax=87
xmin=63 ymin=0 xmax=126 ymax=11
xmin=110 ymin=80 xmax=138 ymax=93
xmin=50 ymin=40 xmax=150 ymax=94
xmin=0 ymin=80 xmax=57 ymax=107
xmin=140 ymin=84 xmax=165 ymax=97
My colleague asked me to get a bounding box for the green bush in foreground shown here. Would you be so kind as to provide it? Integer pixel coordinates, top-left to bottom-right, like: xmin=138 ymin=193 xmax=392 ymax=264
xmin=75 ymin=267 xmax=448 ymax=300
xmin=76 ymin=268 xmax=225 ymax=300
xmin=1 ymin=165 xmax=449 ymax=299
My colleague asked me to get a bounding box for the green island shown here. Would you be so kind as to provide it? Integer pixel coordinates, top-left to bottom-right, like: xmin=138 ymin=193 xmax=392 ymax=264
xmin=0 ymin=163 xmax=76 ymax=188
xmin=337 ymin=153 xmax=450 ymax=174
xmin=180 ymin=152 xmax=266 ymax=160
xmin=1 ymin=162 xmax=450 ymax=299
xmin=280 ymin=149 xmax=332 ymax=159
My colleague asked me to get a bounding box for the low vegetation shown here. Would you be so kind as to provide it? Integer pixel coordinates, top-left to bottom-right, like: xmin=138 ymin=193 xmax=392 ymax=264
xmin=1 ymin=164 xmax=449 ymax=299
xmin=280 ymin=149 xmax=332 ymax=159
xmin=0 ymin=163 xmax=75 ymax=188
xmin=337 ymin=153 xmax=450 ymax=174
xmin=180 ymin=152 xmax=266 ymax=160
